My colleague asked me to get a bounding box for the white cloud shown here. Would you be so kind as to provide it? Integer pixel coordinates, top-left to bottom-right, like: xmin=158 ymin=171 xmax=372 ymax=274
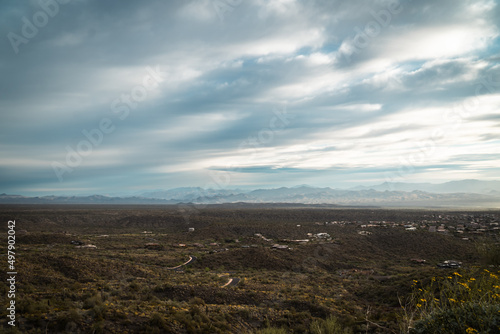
xmin=1 ymin=0 xmax=499 ymax=194
xmin=383 ymin=25 xmax=498 ymax=62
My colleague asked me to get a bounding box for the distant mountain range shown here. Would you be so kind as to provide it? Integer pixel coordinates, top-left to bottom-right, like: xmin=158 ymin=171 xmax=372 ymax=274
xmin=350 ymin=179 xmax=500 ymax=194
xmin=1 ymin=180 xmax=499 ymax=208
xmin=140 ymin=187 xmax=244 ymax=201
xmin=0 ymin=194 xmax=178 ymax=205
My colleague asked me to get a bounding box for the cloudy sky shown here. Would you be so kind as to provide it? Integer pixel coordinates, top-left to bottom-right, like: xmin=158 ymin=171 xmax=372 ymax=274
xmin=1 ymin=0 xmax=500 ymax=196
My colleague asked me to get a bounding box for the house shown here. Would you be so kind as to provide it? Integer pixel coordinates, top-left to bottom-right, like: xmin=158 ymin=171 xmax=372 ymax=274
xmin=437 ymin=260 xmax=462 ymax=268
xmin=286 ymin=239 xmax=309 ymax=243
xmin=271 ymin=244 xmax=289 ymax=250
xmin=76 ymin=244 xmax=97 ymax=249
xmin=358 ymin=231 xmax=372 ymax=236
xmin=411 ymin=258 xmax=427 ymax=264
xmin=188 ymin=228 xmax=195 ymax=232
xmin=255 ymin=234 xmax=272 ymax=242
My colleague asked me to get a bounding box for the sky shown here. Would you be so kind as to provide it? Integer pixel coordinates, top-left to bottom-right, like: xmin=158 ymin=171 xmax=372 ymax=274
xmin=1 ymin=0 xmax=500 ymax=196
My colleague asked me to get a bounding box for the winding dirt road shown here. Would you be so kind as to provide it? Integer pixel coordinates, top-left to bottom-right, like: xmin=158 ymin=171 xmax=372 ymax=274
xmin=166 ymin=256 xmax=197 ymax=270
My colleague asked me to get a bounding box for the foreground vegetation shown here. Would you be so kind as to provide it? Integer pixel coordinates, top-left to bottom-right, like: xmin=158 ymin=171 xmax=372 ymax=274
xmin=402 ymin=269 xmax=500 ymax=333
xmin=0 ymin=205 xmax=498 ymax=333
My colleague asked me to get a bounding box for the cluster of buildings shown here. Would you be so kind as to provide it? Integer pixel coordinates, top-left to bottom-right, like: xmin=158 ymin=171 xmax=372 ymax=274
xmin=314 ymin=213 xmax=499 ymax=238
xmin=412 ymin=213 xmax=500 ymax=236
xmin=134 ymin=213 xmax=498 ymax=254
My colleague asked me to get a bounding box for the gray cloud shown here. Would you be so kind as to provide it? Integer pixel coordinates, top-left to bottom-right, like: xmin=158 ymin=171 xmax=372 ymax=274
xmin=1 ymin=0 xmax=499 ymax=195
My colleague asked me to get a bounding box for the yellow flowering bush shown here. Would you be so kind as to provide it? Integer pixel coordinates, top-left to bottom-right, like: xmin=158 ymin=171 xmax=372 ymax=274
xmin=403 ymin=269 xmax=500 ymax=333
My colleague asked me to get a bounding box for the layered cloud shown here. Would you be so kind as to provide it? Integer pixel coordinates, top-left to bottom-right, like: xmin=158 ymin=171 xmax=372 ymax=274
xmin=0 ymin=0 xmax=499 ymax=195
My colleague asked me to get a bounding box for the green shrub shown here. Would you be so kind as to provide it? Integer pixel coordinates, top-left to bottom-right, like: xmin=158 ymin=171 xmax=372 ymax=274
xmin=83 ymin=294 xmax=102 ymax=309
xmin=91 ymin=320 xmax=105 ymax=334
xmin=310 ymin=316 xmax=353 ymax=334
xmin=149 ymin=312 xmax=167 ymax=329
xmin=257 ymin=327 xmax=288 ymax=334
xmin=411 ymin=302 xmax=500 ymax=333
xmin=477 ymin=240 xmax=500 ymax=266
xmin=189 ymin=297 xmax=205 ymax=306
xmin=404 ymin=269 xmax=500 ymax=333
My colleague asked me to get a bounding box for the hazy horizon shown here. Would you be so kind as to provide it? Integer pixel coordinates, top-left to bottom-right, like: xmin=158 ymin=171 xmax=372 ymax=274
xmin=2 ymin=0 xmax=500 ymax=196
xmin=2 ymin=179 xmax=500 ymax=199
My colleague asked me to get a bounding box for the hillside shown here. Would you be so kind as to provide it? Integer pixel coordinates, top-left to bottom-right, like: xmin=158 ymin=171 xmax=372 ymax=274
xmin=1 ymin=205 xmax=498 ymax=333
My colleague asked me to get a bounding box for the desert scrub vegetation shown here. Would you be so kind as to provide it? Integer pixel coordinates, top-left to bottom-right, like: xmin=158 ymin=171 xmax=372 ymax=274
xmin=1 ymin=206 xmax=498 ymax=333
xmin=309 ymin=316 xmax=353 ymax=334
xmin=256 ymin=328 xmax=288 ymax=334
xmin=255 ymin=316 xmax=353 ymax=334
xmin=476 ymin=238 xmax=500 ymax=266
xmin=401 ymin=269 xmax=500 ymax=333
